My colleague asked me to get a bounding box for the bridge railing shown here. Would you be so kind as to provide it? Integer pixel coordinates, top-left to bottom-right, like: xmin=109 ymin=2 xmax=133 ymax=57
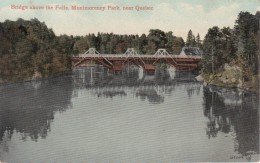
xmin=74 ymin=48 xmax=202 ymax=59
xmin=74 ymin=54 xmax=202 ymax=59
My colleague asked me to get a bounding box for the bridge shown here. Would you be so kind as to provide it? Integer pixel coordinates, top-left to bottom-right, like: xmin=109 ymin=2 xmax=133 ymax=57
xmin=72 ymin=47 xmax=202 ymax=72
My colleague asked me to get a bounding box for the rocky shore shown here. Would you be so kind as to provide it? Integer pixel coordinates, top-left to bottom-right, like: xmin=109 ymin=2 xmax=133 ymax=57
xmin=197 ymin=63 xmax=259 ymax=93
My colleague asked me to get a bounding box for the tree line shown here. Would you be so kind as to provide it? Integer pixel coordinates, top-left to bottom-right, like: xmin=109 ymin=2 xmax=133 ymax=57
xmin=71 ymin=29 xmax=185 ymax=55
xmin=202 ymin=11 xmax=260 ymax=78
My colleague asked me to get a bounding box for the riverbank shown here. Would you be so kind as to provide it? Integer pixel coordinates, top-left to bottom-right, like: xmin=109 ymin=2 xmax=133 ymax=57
xmin=0 ymin=71 xmax=72 ymax=86
xmin=198 ymin=63 xmax=259 ymax=93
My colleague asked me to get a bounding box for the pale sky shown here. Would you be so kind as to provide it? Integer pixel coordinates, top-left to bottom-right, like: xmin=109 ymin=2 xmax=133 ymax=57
xmin=0 ymin=0 xmax=259 ymax=39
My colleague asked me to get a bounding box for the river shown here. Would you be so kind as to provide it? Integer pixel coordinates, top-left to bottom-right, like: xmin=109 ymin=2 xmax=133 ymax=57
xmin=0 ymin=66 xmax=259 ymax=162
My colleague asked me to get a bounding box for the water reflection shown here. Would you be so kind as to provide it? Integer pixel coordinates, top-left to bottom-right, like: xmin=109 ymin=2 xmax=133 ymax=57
xmin=73 ymin=67 xmax=259 ymax=160
xmin=136 ymin=88 xmax=164 ymax=104
xmin=203 ymin=86 xmax=259 ymax=157
xmin=0 ymin=66 xmax=258 ymax=162
xmin=73 ymin=66 xmax=201 ymax=104
xmin=0 ymin=77 xmax=73 ymax=144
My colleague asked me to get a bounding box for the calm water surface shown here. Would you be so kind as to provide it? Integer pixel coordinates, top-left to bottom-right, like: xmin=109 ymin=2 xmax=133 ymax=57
xmin=0 ymin=67 xmax=259 ymax=162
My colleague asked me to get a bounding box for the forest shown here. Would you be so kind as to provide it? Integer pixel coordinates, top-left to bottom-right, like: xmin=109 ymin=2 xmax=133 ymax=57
xmin=202 ymin=11 xmax=259 ymax=75
xmin=0 ymin=11 xmax=259 ymax=85
xmin=202 ymin=11 xmax=259 ymax=90
xmin=0 ymin=18 xmax=72 ymax=82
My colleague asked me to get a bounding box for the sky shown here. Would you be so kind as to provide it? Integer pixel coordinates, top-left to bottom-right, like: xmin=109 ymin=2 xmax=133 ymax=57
xmin=0 ymin=0 xmax=259 ymax=39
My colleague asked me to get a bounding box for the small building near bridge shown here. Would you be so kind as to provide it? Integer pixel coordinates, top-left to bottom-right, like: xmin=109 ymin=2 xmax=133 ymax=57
xmin=180 ymin=47 xmax=203 ymax=56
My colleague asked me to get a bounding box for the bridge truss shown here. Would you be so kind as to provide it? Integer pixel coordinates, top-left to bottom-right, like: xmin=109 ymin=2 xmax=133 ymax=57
xmin=72 ymin=47 xmax=202 ymax=72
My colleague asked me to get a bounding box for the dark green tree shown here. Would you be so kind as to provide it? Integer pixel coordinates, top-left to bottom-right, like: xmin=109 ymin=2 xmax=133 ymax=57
xmin=73 ymin=37 xmax=89 ymax=54
xmin=173 ymin=37 xmax=185 ymax=54
xmin=146 ymin=29 xmax=167 ymax=54
xmin=186 ymin=30 xmax=195 ymax=47
xmin=165 ymin=31 xmax=174 ymax=53
xmin=0 ymin=18 xmax=71 ymax=82
xmin=234 ymin=11 xmax=259 ymax=74
xmin=202 ymin=26 xmax=224 ymax=73
xmin=195 ymin=33 xmax=202 ymax=48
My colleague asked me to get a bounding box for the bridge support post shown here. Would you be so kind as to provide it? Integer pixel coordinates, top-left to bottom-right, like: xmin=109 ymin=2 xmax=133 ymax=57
xmin=143 ymin=64 xmax=156 ymax=74
xmin=90 ymin=67 xmax=94 ymax=85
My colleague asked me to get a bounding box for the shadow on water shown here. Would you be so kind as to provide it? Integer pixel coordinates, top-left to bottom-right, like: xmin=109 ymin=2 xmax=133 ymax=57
xmin=0 ymin=76 xmax=73 ymax=145
xmin=203 ymin=86 xmax=259 ymax=158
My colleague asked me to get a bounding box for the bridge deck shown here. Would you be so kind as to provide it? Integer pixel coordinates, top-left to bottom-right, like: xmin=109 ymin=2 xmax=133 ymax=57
xmin=73 ymin=54 xmax=201 ymax=59
xmin=72 ymin=53 xmax=202 ymax=72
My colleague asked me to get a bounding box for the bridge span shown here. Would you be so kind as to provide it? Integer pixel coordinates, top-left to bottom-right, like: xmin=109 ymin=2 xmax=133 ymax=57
xmin=72 ymin=48 xmax=202 ymax=72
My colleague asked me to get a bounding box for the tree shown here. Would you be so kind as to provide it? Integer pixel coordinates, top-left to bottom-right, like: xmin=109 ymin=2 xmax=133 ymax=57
xmin=186 ymin=30 xmax=195 ymax=47
xmin=138 ymin=34 xmax=147 ymax=54
xmin=86 ymin=33 xmax=97 ymax=48
xmin=172 ymin=37 xmax=185 ymax=54
xmin=195 ymin=33 xmax=202 ymax=48
xmin=115 ymin=41 xmax=128 ymax=54
xmin=0 ymin=18 xmax=72 ymax=82
xmin=146 ymin=29 xmax=167 ymax=54
xmin=202 ymin=26 xmax=224 ymax=73
xmin=107 ymin=34 xmax=118 ymax=54
xmin=234 ymin=11 xmax=259 ymax=74
xmin=73 ymin=37 xmax=89 ymax=54
xmin=165 ymin=31 xmax=174 ymax=53
xmin=56 ymin=34 xmax=75 ymax=55
xmin=202 ymin=11 xmax=259 ymax=77
xmin=220 ymin=27 xmax=236 ymax=62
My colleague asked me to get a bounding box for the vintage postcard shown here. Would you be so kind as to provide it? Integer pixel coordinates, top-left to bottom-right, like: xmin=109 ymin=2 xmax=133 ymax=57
xmin=0 ymin=0 xmax=259 ymax=162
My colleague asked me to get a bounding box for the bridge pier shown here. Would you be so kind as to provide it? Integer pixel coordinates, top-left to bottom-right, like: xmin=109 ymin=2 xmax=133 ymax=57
xmin=143 ymin=64 xmax=156 ymax=75
xmin=143 ymin=69 xmax=155 ymax=75
xmin=111 ymin=61 xmax=124 ymax=73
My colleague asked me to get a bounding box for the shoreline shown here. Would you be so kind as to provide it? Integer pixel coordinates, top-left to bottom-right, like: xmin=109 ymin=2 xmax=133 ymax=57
xmin=0 ymin=71 xmax=73 ymax=87
xmin=0 ymin=69 xmax=258 ymax=95
xmin=198 ymin=74 xmax=259 ymax=94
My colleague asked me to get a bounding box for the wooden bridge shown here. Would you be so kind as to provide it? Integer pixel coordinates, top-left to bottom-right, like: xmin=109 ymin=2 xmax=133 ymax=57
xmin=72 ymin=48 xmax=202 ymax=72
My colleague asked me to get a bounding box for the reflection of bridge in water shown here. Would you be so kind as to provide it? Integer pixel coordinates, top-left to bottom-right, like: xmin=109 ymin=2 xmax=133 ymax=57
xmin=72 ymin=67 xmax=201 ymax=103
xmin=91 ymin=85 xmax=170 ymax=96
xmin=72 ymin=48 xmax=202 ymax=72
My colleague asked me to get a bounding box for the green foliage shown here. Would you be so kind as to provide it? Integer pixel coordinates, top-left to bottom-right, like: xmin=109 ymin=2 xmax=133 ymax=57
xmin=234 ymin=11 xmax=259 ymax=74
xmin=185 ymin=30 xmax=203 ymax=48
xmin=195 ymin=33 xmax=202 ymax=48
xmin=202 ymin=11 xmax=259 ymax=77
xmin=185 ymin=30 xmax=196 ymax=47
xmin=72 ymin=29 xmax=185 ymax=55
xmin=202 ymin=26 xmax=236 ymax=73
xmin=73 ymin=37 xmax=89 ymax=54
xmin=145 ymin=29 xmax=167 ymax=54
xmin=0 ymin=18 xmax=72 ymax=82
xmin=173 ymin=37 xmax=185 ymax=54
